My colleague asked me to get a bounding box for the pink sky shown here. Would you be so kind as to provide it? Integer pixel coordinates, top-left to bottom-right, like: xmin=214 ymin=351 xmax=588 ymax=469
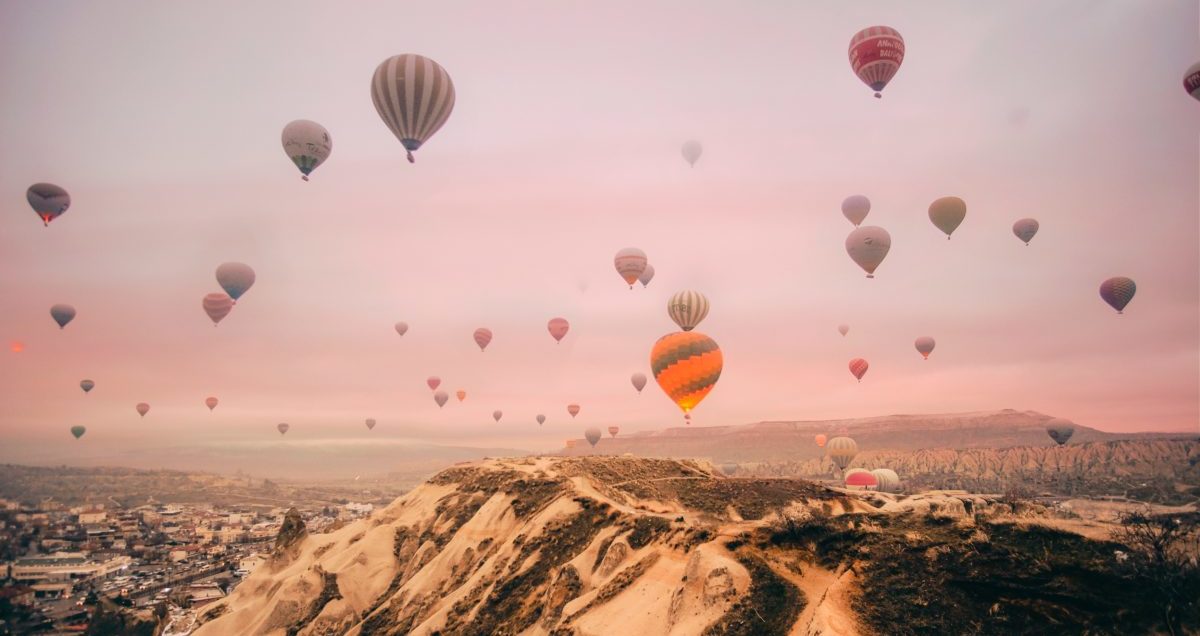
xmin=1 ymin=1 xmax=1197 ymax=468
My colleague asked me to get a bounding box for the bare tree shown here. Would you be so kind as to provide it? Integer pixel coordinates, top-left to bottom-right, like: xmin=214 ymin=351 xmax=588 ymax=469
xmin=1112 ymin=510 xmax=1200 ymax=636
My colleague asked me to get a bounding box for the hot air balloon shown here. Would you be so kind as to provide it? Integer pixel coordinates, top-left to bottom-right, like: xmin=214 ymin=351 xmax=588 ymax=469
xmin=845 ymin=470 xmax=878 ymax=489
xmin=395 ymin=322 xmax=409 ymax=336
xmin=567 ymin=404 xmax=580 ymax=418
xmin=631 ymin=373 xmax=647 ymax=394
xmin=277 ymin=422 xmax=290 ymax=435
xmin=608 ymin=426 xmax=619 ymax=438
xmin=841 ymin=195 xmax=870 ymax=227
xmin=720 ymin=461 xmax=738 ymax=476
xmin=474 ymin=328 xmax=493 ymax=352
xmin=848 ymin=358 xmax=869 ymax=382
xmin=871 ymin=468 xmax=901 ymax=493
xmin=136 ymin=403 xmax=150 ymax=417
xmin=650 ymin=331 xmax=723 ymax=419
xmin=638 ymin=264 xmax=655 ymax=288
xmin=838 ymin=324 xmax=849 ymax=337
xmin=914 ymin=336 xmax=935 ymax=360
xmin=845 ymin=226 xmax=891 ymax=278
xmin=281 ymin=120 xmax=332 ymax=181
xmin=1046 ymin=418 xmax=1075 ymax=446
xmin=10 ymin=342 xmax=23 ymax=353
xmin=434 ymin=391 xmax=449 ymax=408
xmin=80 ymin=380 xmax=94 ymax=394
xmin=1012 ymin=218 xmax=1039 ymax=245
xmin=202 ymin=293 xmax=234 ymax=326
xmin=216 ymin=263 xmax=255 ymax=302
xmin=1100 ymin=277 xmax=1136 ymax=314
xmin=456 ymin=390 xmax=466 ymax=402
xmin=492 ymin=410 xmax=503 ymax=422
xmin=70 ymin=425 xmax=86 ymax=439
xmin=50 ymin=304 xmax=76 ymax=329
xmin=667 ymin=290 xmax=710 ymax=332
xmin=371 ymin=54 xmax=456 ymax=163
xmin=1185 ymin=62 xmax=1200 ymax=101
xmin=27 ymin=183 xmax=71 ymax=226
xmin=849 ymin=26 xmax=904 ymax=98
xmin=205 ymin=396 xmax=218 ymax=411
xmin=826 ymin=436 xmax=858 ymax=470
xmin=681 ymin=140 xmax=703 ymax=167
xmin=929 ymin=197 xmax=967 ymax=239
xmin=365 ymin=418 xmax=376 ymax=430
xmin=548 ymin=318 xmax=569 ymax=343
xmin=536 ymin=414 xmax=546 ymax=425
xmin=427 ymin=376 xmax=441 ymax=391
xmin=815 ymin=434 xmax=827 ymax=448
xmin=584 ymin=427 xmax=602 ymax=448
xmin=614 ymin=248 xmax=648 ymax=289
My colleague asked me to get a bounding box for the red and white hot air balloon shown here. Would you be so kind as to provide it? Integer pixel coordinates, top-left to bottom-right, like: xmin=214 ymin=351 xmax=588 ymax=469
xmin=474 ymin=328 xmax=493 ymax=352
xmin=567 ymin=404 xmax=580 ymax=418
xmin=202 ymin=293 xmax=234 ymax=326
xmin=547 ymin=318 xmax=569 ymax=343
xmin=848 ymin=358 xmax=869 ymax=382
xmin=848 ymin=26 xmax=905 ymax=98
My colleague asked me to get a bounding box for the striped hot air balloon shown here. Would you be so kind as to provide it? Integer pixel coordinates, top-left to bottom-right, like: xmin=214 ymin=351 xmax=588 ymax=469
xmin=848 ymin=358 xmax=869 ymax=382
xmin=826 ymin=436 xmax=858 ymax=470
xmin=474 ymin=328 xmax=493 ymax=352
xmin=650 ymin=331 xmax=723 ymax=419
xmin=1184 ymin=62 xmax=1200 ymax=101
xmin=667 ymin=290 xmax=710 ymax=332
xmin=1099 ymin=277 xmax=1136 ymax=314
xmin=848 ymin=26 xmax=905 ymax=98
xmin=202 ymin=293 xmax=234 ymax=326
xmin=371 ymin=54 xmax=456 ymax=163
xmin=871 ymin=468 xmax=901 ymax=493
xmin=614 ymin=248 xmax=648 ymax=289
xmin=27 ymin=183 xmax=71 ymax=226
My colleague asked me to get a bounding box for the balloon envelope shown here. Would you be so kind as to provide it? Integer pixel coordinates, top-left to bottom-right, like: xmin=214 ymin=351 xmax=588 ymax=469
xmin=848 ymin=26 xmax=905 ymax=97
xmin=567 ymin=404 xmax=580 ymax=418
xmin=871 ymin=468 xmax=902 ymax=493
xmin=826 ymin=436 xmax=858 ymax=470
xmin=837 ymin=324 xmax=849 ymax=337
xmin=202 ymin=293 xmax=234 ymax=326
xmin=205 ymin=396 xmax=218 ymax=411
xmin=584 ymin=427 xmax=602 ymax=447
xmin=548 ymin=318 xmax=569 ymax=343
xmin=849 ymin=358 xmax=869 ymax=382
xmin=1099 ymin=277 xmax=1136 ymax=314
xmin=427 ymin=376 xmax=441 ymax=391
xmin=1012 ymin=218 xmax=1039 ymax=245
xmin=614 ymin=248 xmax=648 ymax=288
xmin=492 ymin=410 xmax=503 ymax=422
xmin=1046 ymin=418 xmax=1075 ymax=446
xmin=70 ymin=425 xmax=86 ymax=439
xmin=50 ymin=304 xmax=76 ymax=329
xmin=928 ymin=197 xmax=967 ymax=239
xmin=1185 ymin=62 xmax=1200 ymax=101
xmin=608 ymin=426 xmax=619 ymax=438
xmin=277 ymin=422 xmax=289 ymax=435
xmin=631 ymin=373 xmax=647 ymax=393
xmin=845 ymin=226 xmax=891 ymax=278
xmin=474 ymin=328 xmax=493 ymax=351
xmin=681 ymin=140 xmax=702 ymax=166
xmin=216 ymin=263 xmax=255 ymax=301
xmin=650 ymin=331 xmax=723 ymax=416
xmin=638 ymin=264 xmax=655 ymax=287
xmin=434 ymin=391 xmax=449 ymax=408
xmin=371 ymin=54 xmax=456 ymax=163
xmin=281 ymin=120 xmax=332 ymax=180
xmin=27 ymin=183 xmax=71 ymax=226
xmin=395 ymin=322 xmax=409 ymax=336
xmin=841 ymin=195 xmax=870 ymax=226
xmin=667 ymin=290 xmax=710 ymax=332
xmin=815 ymin=434 xmax=827 ymax=448
xmin=365 ymin=418 xmax=376 ymax=430
xmin=80 ymin=380 xmax=95 ymax=394
xmin=456 ymin=390 xmax=466 ymax=402
xmin=914 ymin=336 xmax=936 ymax=359
xmin=845 ymin=471 xmax=878 ymax=488
xmin=536 ymin=414 xmax=546 ymax=425
xmin=136 ymin=403 xmax=150 ymax=417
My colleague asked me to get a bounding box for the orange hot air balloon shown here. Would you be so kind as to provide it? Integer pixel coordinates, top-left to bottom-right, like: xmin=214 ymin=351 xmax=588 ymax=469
xmin=608 ymin=426 xmax=619 ymax=438
xmin=650 ymin=331 xmax=723 ymax=418
xmin=456 ymin=389 xmax=466 ymax=402
xmin=567 ymin=404 xmax=580 ymax=418
xmin=815 ymin=434 xmax=827 ymax=448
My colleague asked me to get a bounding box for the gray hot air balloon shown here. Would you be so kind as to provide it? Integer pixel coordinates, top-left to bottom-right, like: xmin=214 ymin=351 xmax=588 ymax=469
xmin=216 ymin=263 xmax=255 ymax=302
xmin=1012 ymin=218 xmax=1039 ymax=245
xmin=80 ymin=379 xmax=95 ymax=394
xmin=28 ymin=183 xmax=71 ymax=226
xmin=434 ymin=391 xmax=449 ymax=408
xmin=584 ymin=427 xmax=602 ymax=447
xmin=845 ymin=226 xmax=891 ymax=278
xmin=929 ymin=196 xmax=967 ymax=239
xmin=70 ymin=425 xmax=86 ymax=439
xmin=841 ymin=195 xmax=870 ymax=227
xmin=826 ymin=436 xmax=858 ymax=470
xmin=371 ymin=54 xmax=456 ymax=163
xmin=914 ymin=336 xmax=935 ymax=360
xmin=870 ymin=468 xmax=901 ymax=493
xmin=638 ymin=264 xmax=656 ymax=288
xmin=631 ymin=373 xmax=647 ymax=394
xmin=50 ymin=304 xmax=76 ymax=329
xmin=281 ymin=120 xmax=332 ymax=181
xmin=667 ymin=290 xmax=710 ymax=332
xmin=277 ymin=422 xmax=290 ymax=435
xmin=681 ymin=140 xmax=702 ymax=167
xmin=1046 ymin=418 xmax=1075 ymax=446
